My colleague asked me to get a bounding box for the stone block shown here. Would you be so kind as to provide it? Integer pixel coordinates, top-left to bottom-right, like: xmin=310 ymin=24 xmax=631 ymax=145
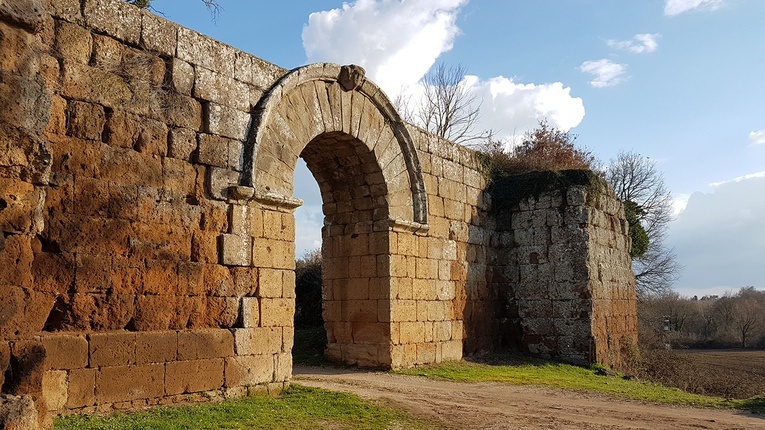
xmin=398 ymin=321 xmax=424 ymax=344
xmin=83 ymin=0 xmax=141 ymax=45
xmin=162 ymin=157 xmax=196 ymax=196
xmin=274 ymin=352 xmax=292 ymax=382
xmin=89 ymin=332 xmax=136 ymax=367
xmin=177 ymin=329 xmax=234 ymax=361
xmin=416 ymin=343 xmax=436 ymax=365
xmin=168 ymin=127 xmax=197 ymax=161
xmin=191 ymin=230 xmax=218 ymax=263
xmin=136 ymin=331 xmax=177 ymax=364
xmin=232 ymin=327 xmax=282 ymax=355
xmin=225 ymin=354 xmax=273 ymax=388
xmin=6 ymin=340 xmax=46 ymax=396
xmin=170 ymin=58 xmax=195 ymax=95
xmin=177 ymin=27 xmax=236 ymax=75
xmin=206 ymin=166 xmax=239 ymax=201
xmin=91 ymin=33 xmax=123 ymax=70
xmin=165 ymin=358 xmax=224 ymax=395
xmin=197 ymin=133 xmax=232 ymax=168
xmin=55 ymin=20 xmax=92 ymax=64
xmin=42 ymin=370 xmax=67 ymax=411
xmin=204 ymin=102 xmax=250 ymax=141
xmin=238 ymin=297 xmax=260 ymax=328
xmin=66 ymin=368 xmax=96 ymax=409
xmin=252 ymin=238 xmax=295 ymax=270
xmin=229 ymin=266 xmax=258 ymax=297
xmin=43 ymin=0 xmax=82 ymax=22
xmin=163 ymin=93 xmax=203 ymax=130
xmin=259 ymin=298 xmax=294 ymax=327
xmin=140 ymin=11 xmax=177 ymax=56
xmin=220 ymin=234 xmax=252 ymax=267
xmin=62 ymin=62 xmax=132 ymax=109
xmin=0 ymin=395 xmax=39 ymax=430
xmin=194 ymin=66 xmax=249 ymax=111
xmin=95 ymin=364 xmax=164 ymax=403
xmin=352 ymin=322 xmax=390 ymax=345
xmin=67 ymin=101 xmax=105 ymax=141
xmin=258 ymin=268 xmax=283 ymax=298
xmin=40 ymin=334 xmax=88 ymax=370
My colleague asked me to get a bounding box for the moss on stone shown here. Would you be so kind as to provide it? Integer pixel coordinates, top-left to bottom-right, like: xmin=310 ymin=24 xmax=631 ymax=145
xmin=488 ymin=169 xmax=604 ymax=216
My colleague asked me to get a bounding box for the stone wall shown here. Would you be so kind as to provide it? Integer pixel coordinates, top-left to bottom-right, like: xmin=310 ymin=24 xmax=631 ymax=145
xmin=0 ymin=0 xmax=637 ymax=425
xmin=488 ymin=171 xmax=638 ymax=368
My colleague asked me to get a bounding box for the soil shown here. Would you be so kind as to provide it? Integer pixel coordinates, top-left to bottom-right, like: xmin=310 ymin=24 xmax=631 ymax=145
xmin=293 ymin=365 xmax=765 ymax=430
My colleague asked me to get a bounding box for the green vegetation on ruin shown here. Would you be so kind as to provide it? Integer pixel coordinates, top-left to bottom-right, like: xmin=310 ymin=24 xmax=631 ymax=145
xmin=396 ymin=352 xmax=765 ymax=414
xmin=54 ymin=385 xmax=436 ymax=430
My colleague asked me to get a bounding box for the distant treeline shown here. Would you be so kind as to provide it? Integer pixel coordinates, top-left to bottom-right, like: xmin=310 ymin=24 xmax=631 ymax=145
xmin=640 ymin=286 xmax=765 ymax=349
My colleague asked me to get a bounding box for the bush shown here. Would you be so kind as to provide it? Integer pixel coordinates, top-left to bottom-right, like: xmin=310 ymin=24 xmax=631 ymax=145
xmin=480 ymin=120 xmax=598 ymax=178
xmin=295 ymin=249 xmax=323 ymax=328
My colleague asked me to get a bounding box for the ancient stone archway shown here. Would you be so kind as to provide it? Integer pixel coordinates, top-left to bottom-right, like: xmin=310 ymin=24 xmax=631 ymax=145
xmin=244 ymin=63 xmax=429 ymax=367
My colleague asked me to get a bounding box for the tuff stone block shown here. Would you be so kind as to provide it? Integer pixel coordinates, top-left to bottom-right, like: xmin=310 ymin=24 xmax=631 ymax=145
xmin=165 ymin=358 xmax=224 ymax=395
xmin=224 ymin=354 xmax=273 ymax=388
xmin=66 ymin=368 xmax=96 ymax=409
xmin=232 ymin=327 xmax=282 ymax=356
xmin=95 ymin=364 xmax=164 ymax=403
xmin=89 ymin=332 xmax=136 ymax=367
xmin=136 ymin=331 xmax=177 ymax=364
xmin=40 ymin=334 xmax=88 ymax=370
xmin=177 ymin=329 xmax=234 ymax=361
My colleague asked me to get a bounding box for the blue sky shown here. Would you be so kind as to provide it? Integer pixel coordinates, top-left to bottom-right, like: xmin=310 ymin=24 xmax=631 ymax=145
xmin=150 ymin=0 xmax=765 ymax=297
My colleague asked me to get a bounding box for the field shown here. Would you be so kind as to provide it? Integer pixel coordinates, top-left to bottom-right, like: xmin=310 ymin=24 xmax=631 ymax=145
xmin=640 ymin=349 xmax=765 ymax=399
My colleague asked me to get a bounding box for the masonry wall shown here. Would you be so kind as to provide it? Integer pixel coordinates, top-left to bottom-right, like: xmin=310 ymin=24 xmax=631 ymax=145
xmin=1 ymin=0 xmax=637 ymax=425
xmin=1 ymin=0 xmax=293 ymax=419
xmin=488 ymin=171 xmax=638 ymax=368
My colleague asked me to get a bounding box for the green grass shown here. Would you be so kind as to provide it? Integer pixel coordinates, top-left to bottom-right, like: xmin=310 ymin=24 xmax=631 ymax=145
xmin=396 ymin=353 xmax=765 ymax=414
xmin=54 ymin=385 xmax=436 ymax=430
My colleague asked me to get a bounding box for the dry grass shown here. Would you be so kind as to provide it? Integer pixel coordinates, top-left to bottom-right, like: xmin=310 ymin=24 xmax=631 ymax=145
xmin=638 ymin=349 xmax=765 ymax=399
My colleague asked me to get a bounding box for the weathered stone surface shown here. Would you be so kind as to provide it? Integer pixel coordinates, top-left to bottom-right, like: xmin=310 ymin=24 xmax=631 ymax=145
xmin=83 ymin=0 xmax=141 ymax=45
xmin=0 ymin=0 xmax=637 ymax=416
xmin=0 ymin=395 xmax=40 ymax=430
xmin=0 ymin=0 xmax=45 ymax=33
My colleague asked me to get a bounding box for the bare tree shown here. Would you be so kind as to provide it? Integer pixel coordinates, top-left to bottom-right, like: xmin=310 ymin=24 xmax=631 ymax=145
xmin=606 ymin=151 xmax=681 ymax=298
xmin=125 ymin=0 xmax=223 ymax=19
xmin=415 ymin=63 xmax=491 ymax=144
xmin=732 ymin=300 xmax=762 ymax=348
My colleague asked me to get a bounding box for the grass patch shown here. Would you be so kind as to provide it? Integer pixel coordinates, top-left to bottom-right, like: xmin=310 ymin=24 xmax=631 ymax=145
xmin=54 ymin=385 xmax=436 ymax=430
xmin=396 ymin=352 xmax=763 ymax=413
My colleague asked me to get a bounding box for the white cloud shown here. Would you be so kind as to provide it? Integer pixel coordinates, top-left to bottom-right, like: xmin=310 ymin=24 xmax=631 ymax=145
xmin=302 ymin=0 xmax=467 ymax=95
xmin=667 ymin=172 xmax=765 ymax=295
xmin=579 ymin=59 xmax=627 ymax=88
xmin=749 ymin=129 xmax=765 ymax=145
xmin=607 ymin=33 xmax=660 ymax=54
xmin=468 ymin=76 xmax=585 ymax=140
xmin=671 ymin=193 xmax=691 ymax=217
xmin=303 ymin=0 xmax=586 ymax=144
xmin=664 ymin=0 xmax=726 ymax=16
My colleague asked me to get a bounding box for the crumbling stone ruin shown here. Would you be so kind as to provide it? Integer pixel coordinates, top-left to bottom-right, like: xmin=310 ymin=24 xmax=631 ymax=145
xmin=0 ymin=0 xmax=637 ymax=427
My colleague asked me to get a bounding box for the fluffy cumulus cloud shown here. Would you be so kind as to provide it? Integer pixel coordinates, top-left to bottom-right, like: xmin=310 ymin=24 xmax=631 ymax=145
xmin=302 ymin=0 xmax=586 ymax=142
xmin=749 ymin=129 xmax=765 ymax=145
xmin=607 ymin=33 xmax=660 ymax=54
xmin=302 ymin=0 xmax=467 ymax=94
xmin=467 ymin=76 xmax=585 ymax=138
xmin=667 ymin=172 xmax=765 ymax=295
xmin=579 ymin=59 xmax=627 ymax=88
xmin=664 ymin=0 xmax=726 ymax=16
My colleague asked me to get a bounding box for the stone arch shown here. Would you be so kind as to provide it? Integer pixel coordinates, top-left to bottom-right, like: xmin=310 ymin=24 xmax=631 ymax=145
xmin=244 ymin=63 xmax=427 ymax=226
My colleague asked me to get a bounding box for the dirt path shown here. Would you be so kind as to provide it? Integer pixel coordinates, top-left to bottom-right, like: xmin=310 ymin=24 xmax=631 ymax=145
xmin=293 ymin=365 xmax=764 ymax=430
